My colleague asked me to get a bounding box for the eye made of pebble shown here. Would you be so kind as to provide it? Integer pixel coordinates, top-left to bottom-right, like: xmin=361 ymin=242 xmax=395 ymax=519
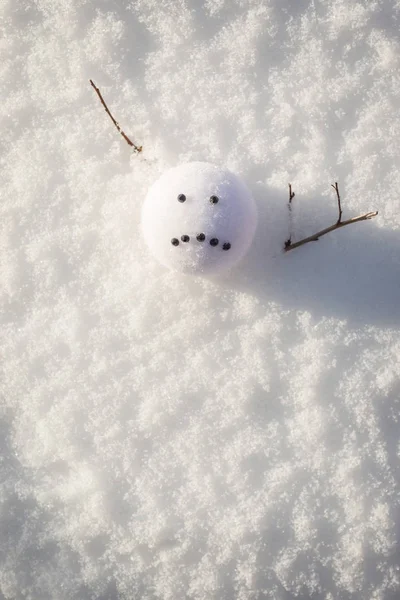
xmin=209 ymin=195 xmax=219 ymax=204
xmin=177 ymin=193 xmax=186 ymax=203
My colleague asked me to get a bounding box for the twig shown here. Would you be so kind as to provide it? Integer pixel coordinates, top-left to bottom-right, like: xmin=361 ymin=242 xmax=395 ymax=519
xmin=284 ymin=211 xmax=378 ymax=251
xmin=89 ymin=79 xmax=142 ymax=153
xmin=332 ymin=182 xmax=342 ymax=223
xmin=284 ymin=182 xmax=378 ymax=252
xmin=289 ymin=183 xmax=295 ymax=203
xmin=284 ymin=183 xmax=296 ymax=249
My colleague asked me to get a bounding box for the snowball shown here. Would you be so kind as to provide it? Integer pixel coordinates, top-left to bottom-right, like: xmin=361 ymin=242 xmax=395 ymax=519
xmin=141 ymin=162 xmax=258 ymax=275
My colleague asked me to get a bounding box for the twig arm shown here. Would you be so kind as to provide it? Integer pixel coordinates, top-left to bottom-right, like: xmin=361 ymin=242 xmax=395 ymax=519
xmin=331 ymin=182 xmax=342 ymax=223
xmin=284 ymin=183 xmax=296 ymax=249
xmin=284 ymin=211 xmax=378 ymax=252
xmin=89 ymin=79 xmax=142 ymax=153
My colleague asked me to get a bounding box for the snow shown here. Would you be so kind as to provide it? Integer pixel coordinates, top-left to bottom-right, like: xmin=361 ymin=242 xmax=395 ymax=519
xmin=1 ymin=0 xmax=400 ymax=599
xmin=141 ymin=162 xmax=257 ymax=275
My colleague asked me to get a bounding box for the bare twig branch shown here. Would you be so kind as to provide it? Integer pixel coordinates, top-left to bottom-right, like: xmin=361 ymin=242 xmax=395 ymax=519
xmin=285 ymin=183 xmax=296 ymax=249
xmin=331 ymin=182 xmax=342 ymax=223
xmin=284 ymin=211 xmax=378 ymax=252
xmin=284 ymin=181 xmax=378 ymax=252
xmin=89 ymin=79 xmax=142 ymax=153
xmin=289 ymin=183 xmax=295 ymax=203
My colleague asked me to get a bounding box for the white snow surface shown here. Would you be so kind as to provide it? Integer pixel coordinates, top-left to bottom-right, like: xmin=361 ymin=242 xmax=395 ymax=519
xmin=142 ymin=162 xmax=257 ymax=275
xmin=1 ymin=1 xmax=400 ymax=599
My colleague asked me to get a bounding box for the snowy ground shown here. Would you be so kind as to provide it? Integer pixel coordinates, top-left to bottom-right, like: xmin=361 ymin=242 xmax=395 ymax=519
xmin=1 ymin=0 xmax=400 ymax=598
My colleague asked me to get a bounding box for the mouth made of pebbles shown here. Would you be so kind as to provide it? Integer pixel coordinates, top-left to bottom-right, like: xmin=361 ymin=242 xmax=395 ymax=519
xmin=170 ymin=233 xmax=232 ymax=251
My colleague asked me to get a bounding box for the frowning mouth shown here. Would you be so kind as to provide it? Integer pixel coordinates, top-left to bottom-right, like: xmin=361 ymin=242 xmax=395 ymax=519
xmin=170 ymin=235 xmax=231 ymax=250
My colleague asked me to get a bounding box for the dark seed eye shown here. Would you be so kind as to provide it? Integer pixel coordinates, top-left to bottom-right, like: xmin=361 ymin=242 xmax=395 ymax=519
xmin=177 ymin=194 xmax=186 ymax=203
xmin=222 ymin=242 xmax=231 ymax=251
xmin=171 ymin=238 xmax=180 ymax=246
xmin=196 ymin=233 xmax=205 ymax=242
xmin=181 ymin=234 xmax=190 ymax=242
xmin=210 ymin=238 xmax=219 ymax=246
xmin=209 ymin=195 xmax=219 ymax=204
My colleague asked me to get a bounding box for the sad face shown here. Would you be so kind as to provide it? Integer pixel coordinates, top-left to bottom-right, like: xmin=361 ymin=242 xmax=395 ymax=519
xmin=141 ymin=162 xmax=258 ymax=275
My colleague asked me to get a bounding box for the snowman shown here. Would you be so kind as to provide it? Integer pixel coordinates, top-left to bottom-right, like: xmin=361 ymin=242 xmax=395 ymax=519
xmin=90 ymin=79 xmax=378 ymax=270
xmin=142 ymin=162 xmax=257 ymax=275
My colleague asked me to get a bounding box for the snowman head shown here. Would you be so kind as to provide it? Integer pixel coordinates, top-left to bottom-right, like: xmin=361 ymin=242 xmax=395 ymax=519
xmin=141 ymin=162 xmax=258 ymax=276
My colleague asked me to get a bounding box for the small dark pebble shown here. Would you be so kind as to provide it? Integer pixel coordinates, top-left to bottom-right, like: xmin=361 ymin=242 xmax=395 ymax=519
xmin=171 ymin=238 xmax=180 ymax=246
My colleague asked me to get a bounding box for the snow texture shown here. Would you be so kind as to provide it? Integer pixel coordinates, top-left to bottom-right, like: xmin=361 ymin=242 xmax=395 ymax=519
xmin=2 ymin=0 xmax=400 ymax=599
xmin=142 ymin=162 xmax=257 ymax=275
